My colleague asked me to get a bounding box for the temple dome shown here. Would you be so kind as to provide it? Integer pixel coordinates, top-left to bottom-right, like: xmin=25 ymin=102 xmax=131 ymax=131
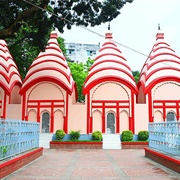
xmin=20 ymin=31 xmax=74 ymax=94
xmin=139 ymin=30 xmax=180 ymax=93
xmin=83 ymin=31 xmax=137 ymax=94
xmin=0 ymin=40 xmax=22 ymax=94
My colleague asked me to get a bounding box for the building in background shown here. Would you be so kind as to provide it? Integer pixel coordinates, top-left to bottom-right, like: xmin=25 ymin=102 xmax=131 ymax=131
xmin=65 ymin=42 xmax=100 ymax=63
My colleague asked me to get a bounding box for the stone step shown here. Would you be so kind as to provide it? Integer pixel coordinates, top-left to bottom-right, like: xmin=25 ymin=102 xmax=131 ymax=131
xmin=39 ymin=133 xmax=53 ymax=149
xmin=103 ymin=134 xmax=121 ymax=149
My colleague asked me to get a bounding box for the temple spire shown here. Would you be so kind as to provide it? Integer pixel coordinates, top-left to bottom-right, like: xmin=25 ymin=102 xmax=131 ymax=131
xmin=105 ymin=22 xmax=112 ymax=39
xmin=156 ymin=23 xmax=164 ymax=40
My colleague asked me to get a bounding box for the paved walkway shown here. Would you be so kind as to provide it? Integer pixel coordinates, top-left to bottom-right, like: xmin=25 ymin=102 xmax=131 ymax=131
xmin=3 ymin=149 xmax=180 ymax=180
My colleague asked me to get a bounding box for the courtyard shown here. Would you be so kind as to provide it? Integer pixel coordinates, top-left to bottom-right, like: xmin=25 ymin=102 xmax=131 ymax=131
xmin=3 ymin=149 xmax=180 ymax=180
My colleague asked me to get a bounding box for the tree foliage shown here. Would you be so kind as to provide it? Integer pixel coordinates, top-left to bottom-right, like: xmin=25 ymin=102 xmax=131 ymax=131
xmin=132 ymin=71 xmax=140 ymax=83
xmin=7 ymin=26 xmax=43 ymax=79
xmin=0 ymin=0 xmax=133 ymax=50
xmin=57 ymin=37 xmax=66 ymax=56
xmin=68 ymin=58 xmax=94 ymax=102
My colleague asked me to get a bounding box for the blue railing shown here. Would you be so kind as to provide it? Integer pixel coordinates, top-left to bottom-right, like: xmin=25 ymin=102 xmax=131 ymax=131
xmin=0 ymin=119 xmax=39 ymax=161
xmin=148 ymin=122 xmax=180 ymax=156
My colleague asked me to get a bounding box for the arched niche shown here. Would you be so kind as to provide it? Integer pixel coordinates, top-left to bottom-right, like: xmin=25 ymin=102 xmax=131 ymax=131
xmin=137 ymin=85 xmax=146 ymax=103
xmin=28 ymin=109 xmax=37 ymax=122
xmin=153 ymin=82 xmax=180 ymax=100
xmin=10 ymin=85 xmax=21 ymax=104
xmin=28 ymin=82 xmax=64 ymax=100
xmin=54 ymin=110 xmax=64 ymax=132
xmin=166 ymin=111 xmax=176 ymax=122
xmin=92 ymin=82 xmax=129 ymax=101
xmin=154 ymin=110 xmax=163 ymax=122
xmin=92 ymin=110 xmax=102 ymax=132
xmin=120 ymin=110 xmax=129 ymax=133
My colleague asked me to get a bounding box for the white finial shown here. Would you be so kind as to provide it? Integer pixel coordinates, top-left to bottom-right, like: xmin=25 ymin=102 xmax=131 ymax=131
xmin=108 ymin=22 xmax=110 ymax=31
xmin=158 ymin=23 xmax=161 ymax=31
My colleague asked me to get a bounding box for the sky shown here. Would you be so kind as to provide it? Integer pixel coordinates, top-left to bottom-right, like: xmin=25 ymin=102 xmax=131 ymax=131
xmin=60 ymin=0 xmax=180 ymax=72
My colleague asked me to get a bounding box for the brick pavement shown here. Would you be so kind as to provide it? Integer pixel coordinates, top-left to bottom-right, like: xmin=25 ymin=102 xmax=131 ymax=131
xmin=3 ymin=149 xmax=180 ymax=180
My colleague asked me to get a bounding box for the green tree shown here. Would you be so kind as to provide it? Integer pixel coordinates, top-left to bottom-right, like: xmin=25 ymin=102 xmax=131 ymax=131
xmin=132 ymin=71 xmax=140 ymax=83
xmin=68 ymin=58 xmax=94 ymax=102
xmin=0 ymin=0 xmax=133 ymax=50
xmin=57 ymin=37 xmax=66 ymax=56
xmin=7 ymin=26 xmax=43 ymax=79
xmin=68 ymin=62 xmax=87 ymax=102
xmin=85 ymin=58 xmax=94 ymax=72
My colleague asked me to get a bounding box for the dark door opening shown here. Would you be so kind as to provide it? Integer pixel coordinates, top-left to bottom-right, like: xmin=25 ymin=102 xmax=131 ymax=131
xmin=42 ymin=112 xmax=50 ymax=133
xmin=107 ymin=113 xmax=115 ymax=134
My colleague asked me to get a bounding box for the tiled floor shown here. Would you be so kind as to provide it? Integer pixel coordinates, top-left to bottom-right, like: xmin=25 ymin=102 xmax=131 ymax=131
xmin=3 ymin=149 xmax=180 ymax=180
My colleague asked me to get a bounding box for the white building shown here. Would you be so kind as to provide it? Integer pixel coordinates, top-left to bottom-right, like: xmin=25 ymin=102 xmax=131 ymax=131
xmin=65 ymin=42 xmax=100 ymax=63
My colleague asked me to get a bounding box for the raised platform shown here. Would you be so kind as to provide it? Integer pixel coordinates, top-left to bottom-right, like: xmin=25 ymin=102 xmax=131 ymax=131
xmin=0 ymin=147 xmax=43 ymax=179
xmin=50 ymin=141 xmax=148 ymax=149
xmin=144 ymin=147 xmax=180 ymax=174
xmin=122 ymin=141 xmax=148 ymax=149
xmin=50 ymin=141 xmax=102 ymax=149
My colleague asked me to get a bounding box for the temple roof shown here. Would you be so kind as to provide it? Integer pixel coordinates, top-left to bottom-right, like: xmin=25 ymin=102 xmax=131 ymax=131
xmin=83 ymin=31 xmax=137 ymax=94
xmin=0 ymin=40 xmax=22 ymax=94
xmin=20 ymin=31 xmax=75 ymax=94
xmin=139 ymin=30 xmax=180 ymax=93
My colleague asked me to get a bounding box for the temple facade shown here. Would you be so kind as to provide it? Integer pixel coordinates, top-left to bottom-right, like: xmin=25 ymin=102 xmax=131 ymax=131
xmin=0 ymin=29 xmax=179 ymax=134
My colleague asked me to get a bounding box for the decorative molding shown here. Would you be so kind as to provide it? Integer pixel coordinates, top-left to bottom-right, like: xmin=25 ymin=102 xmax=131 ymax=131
xmin=91 ymin=81 xmax=130 ymax=100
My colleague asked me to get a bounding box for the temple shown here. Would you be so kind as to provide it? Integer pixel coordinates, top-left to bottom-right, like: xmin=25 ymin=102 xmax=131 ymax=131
xmin=0 ymin=29 xmax=179 ymax=134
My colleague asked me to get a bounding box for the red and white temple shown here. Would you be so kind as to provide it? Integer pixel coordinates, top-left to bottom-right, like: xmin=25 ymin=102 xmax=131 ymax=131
xmin=0 ymin=29 xmax=179 ymax=134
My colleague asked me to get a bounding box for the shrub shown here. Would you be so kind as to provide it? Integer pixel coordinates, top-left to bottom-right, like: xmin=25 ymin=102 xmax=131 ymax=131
xmin=92 ymin=131 xmax=102 ymax=141
xmin=138 ymin=130 xmax=149 ymax=141
xmin=70 ymin=130 xmax=80 ymax=141
xmin=121 ymin=130 xmax=133 ymax=141
xmin=56 ymin=129 xmax=66 ymax=141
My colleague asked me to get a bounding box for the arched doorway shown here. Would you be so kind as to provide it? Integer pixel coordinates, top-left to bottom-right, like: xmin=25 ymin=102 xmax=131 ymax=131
xmin=42 ymin=112 xmax=50 ymax=133
xmin=107 ymin=113 xmax=115 ymax=134
xmin=166 ymin=111 xmax=176 ymax=122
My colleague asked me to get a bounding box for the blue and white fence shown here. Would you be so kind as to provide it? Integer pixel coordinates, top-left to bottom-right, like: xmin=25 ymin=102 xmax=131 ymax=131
xmin=0 ymin=119 xmax=39 ymax=161
xmin=148 ymin=122 xmax=180 ymax=156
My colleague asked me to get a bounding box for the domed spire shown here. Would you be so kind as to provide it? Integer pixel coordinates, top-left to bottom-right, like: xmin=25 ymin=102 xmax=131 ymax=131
xmin=139 ymin=30 xmax=180 ymax=93
xmin=0 ymin=40 xmax=22 ymax=93
xmin=20 ymin=30 xmax=75 ymax=95
xmin=83 ymin=28 xmax=137 ymax=95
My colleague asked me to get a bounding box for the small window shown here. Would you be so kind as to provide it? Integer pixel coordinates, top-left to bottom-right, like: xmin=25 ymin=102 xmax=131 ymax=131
xmin=166 ymin=112 xmax=176 ymax=122
xmin=70 ymin=50 xmax=75 ymax=55
xmin=66 ymin=50 xmax=69 ymax=55
xmin=87 ymin=51 xmax=91 ymax=56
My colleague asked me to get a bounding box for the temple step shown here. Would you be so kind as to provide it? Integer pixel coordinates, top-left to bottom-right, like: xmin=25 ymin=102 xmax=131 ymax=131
xmin=103 ymin=134 xmax=121 ymax=149
xmin=39 ymin=133 xmax=53 ymax=149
